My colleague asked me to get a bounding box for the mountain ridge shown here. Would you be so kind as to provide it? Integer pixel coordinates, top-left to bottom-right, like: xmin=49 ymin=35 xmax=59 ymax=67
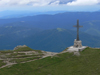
xmin=0 ymin=28 xmax=100 ymax=52
xmin=1 ymin=12 xmax=100 ymax=37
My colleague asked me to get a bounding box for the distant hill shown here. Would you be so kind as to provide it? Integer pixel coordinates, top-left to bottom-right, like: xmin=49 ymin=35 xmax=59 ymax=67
xmin=0 ymin=26 xmax=43 ymax=50
xmin=0 ymin=10 xmax=67 ymax=19
xmin=0 ymin=12 xmax=100 ymax=36
xmin=71 ymin=20 xmax=100 ymax=37
xmin=0 ymin=12 xmax=100 ymax=25
xmin=0 ymin=27 xmax=100 ymax=52
xmin=20 ymin=28 xmax=100 ymax=52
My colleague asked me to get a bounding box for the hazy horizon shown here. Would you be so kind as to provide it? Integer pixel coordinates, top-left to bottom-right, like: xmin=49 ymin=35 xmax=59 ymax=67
xmin=0 ymin=0 xmax=100 ymax=12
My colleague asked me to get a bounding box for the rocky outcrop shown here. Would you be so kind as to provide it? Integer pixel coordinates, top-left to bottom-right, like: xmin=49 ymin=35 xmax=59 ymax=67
xmin=14 ymin=45 xmax=27 ymax=50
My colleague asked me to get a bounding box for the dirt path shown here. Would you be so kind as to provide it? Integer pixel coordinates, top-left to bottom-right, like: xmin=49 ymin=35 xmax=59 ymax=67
xmin=0 ymin=51 xmax=58 ymax=69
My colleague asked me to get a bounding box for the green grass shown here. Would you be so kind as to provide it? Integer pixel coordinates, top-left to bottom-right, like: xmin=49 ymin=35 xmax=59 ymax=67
xmin=14 ymin=47 xmax=43 ymax=53
xmin=14 ymin=47 xmax=33 ymax=52
xmin=0 ymin=60 xmax=6 ymax=67
xmin=1 ymin=47 xmax=100 ymax=75
xmin=6 ymin=54 xmax=44 ymax=59
xmin=10 ymin=57 xmax=41 ymax=63
xmin=6 ymin=54 xmax=43 ymax=59
xmin=5 ymin=53 xmax=26 ymax=58
xmin=10 ymin=53 xmax=25 ymax=56
xmin=0 ymin=50 xmax=13 ymax=54
xmin=13 ymin=55 xmax=40 ymax=58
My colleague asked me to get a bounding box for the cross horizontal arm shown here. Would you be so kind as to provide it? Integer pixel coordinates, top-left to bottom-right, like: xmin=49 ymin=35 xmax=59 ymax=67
xmin=73 ymin=25 xmax=77 ymax=27
xmin=79 ymin=26 xmax=83 ymax=27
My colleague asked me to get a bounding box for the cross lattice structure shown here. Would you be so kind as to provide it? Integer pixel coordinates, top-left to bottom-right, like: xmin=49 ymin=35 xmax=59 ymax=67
xmin=73 ymin=20 xmax=83 ymax=41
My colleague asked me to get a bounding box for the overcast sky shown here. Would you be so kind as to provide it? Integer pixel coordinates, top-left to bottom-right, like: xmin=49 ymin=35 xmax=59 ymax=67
xmin=0 ymin=0 xmax=100 ymax=12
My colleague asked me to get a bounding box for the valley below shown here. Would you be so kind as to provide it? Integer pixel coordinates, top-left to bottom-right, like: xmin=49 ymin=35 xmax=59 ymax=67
xmin=0 ymin=27 xmax=100 ymax=52
xmin=1 ymin=12 xmax=100 ymax=52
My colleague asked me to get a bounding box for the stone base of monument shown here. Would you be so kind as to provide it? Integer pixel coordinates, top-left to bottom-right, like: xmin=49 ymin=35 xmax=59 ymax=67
xmin=67 ymin=46 xmax=87 ymax=52
xmin=73 ymin=39 xmax=82 ymax=47
xmin=67 ymin=39 xmax=87 ymax=52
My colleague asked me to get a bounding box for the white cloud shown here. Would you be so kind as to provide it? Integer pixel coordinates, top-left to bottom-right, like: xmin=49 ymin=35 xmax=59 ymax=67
xmin=67 ymin=0 xmax=100 ymax=6
xmin=50 ymin=1 xmax=60 ymax=5
xmin=0 ymin=0 xmax=59 ymax=6
xmin=0 ymin=0 xmax=100 ymax=7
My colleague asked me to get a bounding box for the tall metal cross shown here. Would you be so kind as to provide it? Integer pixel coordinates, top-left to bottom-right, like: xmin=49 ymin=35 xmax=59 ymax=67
xmin=73 ymin=20 xmax=83 ymax=41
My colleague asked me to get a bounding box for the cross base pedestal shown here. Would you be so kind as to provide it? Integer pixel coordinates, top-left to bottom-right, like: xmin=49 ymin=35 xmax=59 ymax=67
xmin=73 ymin=39 xmax=82 ymax=48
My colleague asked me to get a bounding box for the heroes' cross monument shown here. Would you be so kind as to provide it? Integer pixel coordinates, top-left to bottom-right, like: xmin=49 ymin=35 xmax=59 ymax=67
xmin=67 ymin=20 xmax=87 ymax=52
xmin=73 ymin=20 xmax=83 ymax=48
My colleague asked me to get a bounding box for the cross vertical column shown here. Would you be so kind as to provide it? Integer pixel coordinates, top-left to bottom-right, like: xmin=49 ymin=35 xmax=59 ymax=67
xmin=77 ymin=20 xmax=79 ymax=41
xmin=73 ymin=20 xmax=83 ymax=47
xmin=73 ymin=19 xmax=83 ymax=41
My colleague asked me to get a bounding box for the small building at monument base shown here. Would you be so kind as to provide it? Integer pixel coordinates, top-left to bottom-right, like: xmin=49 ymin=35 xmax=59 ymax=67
xmin=67 ymin=46 xmax=87 ymax=52
xmin=67 ymin=39 xmax=87 ymax=52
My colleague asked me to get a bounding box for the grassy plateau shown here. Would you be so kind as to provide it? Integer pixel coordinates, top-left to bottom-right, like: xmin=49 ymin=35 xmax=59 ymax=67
xmin=0 ymin=47 xmax=100 ymax=75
